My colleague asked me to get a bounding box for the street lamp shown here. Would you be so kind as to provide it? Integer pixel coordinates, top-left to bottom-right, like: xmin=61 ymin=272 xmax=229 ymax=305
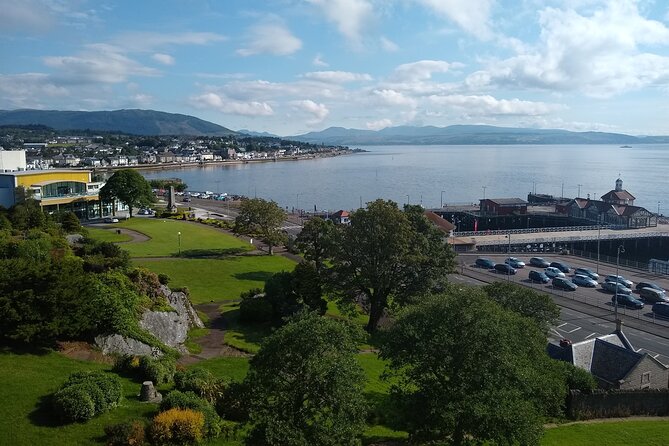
xmin=596 ymin=222 xmax=601 ymax=274
xmin=178 ymin=231 xmax=182 ymax=256
xmin=506 ymin=233 xmax=512 ymax=281
xmin=406 ymin=194 xmax=410 ymax=205
xmin=658 ymin=201 xmax=661 ymax=217
xmin=614 ymin=245 xmax=625 ymax=321
xmin=440 ymin=190 xmax=446 ymax=208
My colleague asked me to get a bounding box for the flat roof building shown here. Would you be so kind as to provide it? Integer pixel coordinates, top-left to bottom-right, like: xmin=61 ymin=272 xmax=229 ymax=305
xmin=0 ymin=149 xmax=27 ymax=172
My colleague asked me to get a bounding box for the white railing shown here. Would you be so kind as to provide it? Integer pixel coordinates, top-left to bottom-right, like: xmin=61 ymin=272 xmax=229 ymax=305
xmin=454 ymin=225 xmax=613 ymax=238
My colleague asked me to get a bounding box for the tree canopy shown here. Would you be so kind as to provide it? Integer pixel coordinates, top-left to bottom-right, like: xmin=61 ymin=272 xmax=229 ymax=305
xmin=379 ymin=287 xmax=566 ymax=446
xmin=100 ymin=169 xmax=154 ymax=217
xmin=483 ymin=281 xmax=560 ymax=334
xmin=234 ymin=198 xmax=286 ymax=255
xmin=244 ymin=312 xmax=367 ymax=446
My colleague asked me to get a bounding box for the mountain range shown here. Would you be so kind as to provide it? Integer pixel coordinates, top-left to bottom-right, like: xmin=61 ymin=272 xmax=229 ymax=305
xmin=290 ymin=125 xmax=669 ymax=145
xmin=0 ymin=109 xmax=236 ymax=136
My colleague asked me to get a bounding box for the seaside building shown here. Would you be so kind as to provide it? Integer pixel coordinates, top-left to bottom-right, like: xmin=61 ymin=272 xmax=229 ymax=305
xmin=479 ymin=198 xmax=528 ymax=216
xmin=0 ymin=169 xmax=121 ymax=219
xmin=0 ymin=149 xmax=27 ymax=172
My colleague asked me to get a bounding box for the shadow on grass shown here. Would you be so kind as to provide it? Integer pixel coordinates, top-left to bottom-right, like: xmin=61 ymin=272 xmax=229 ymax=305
xmin=233 ymin=271 xmax=275 ymax=282
xmin=173 ymin=248 xmax=248 ymax=258
xmin=365 ymin=391 xmax=405 ymax=434
xmin=29 ymin=394 xmax=66 ymax=427
xmin=220 ymin=305 xmax=273 ymax=353
xmin=0 ymin=344 xmax=53 ymax=356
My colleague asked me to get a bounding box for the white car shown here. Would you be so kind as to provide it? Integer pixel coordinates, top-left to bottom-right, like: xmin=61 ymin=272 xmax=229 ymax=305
xmin=104 ymin=217 xmax=119 ymax=223
xmin=545 ymin=267 xmax=566 ymax=279
xmin=505 ymin=257 xmax=526 ymax=268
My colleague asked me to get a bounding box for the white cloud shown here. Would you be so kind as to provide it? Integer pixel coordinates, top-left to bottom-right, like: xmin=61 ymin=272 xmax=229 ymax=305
xmin=414 ymin=0 xmax=494 ymax=37
xmin=114 ymin=32 xmax=227 ymax=52
xmin=366 ymin=118 xmax=393 ymax=130
xmin=189 ymin=92 xmax=274 ymax=116
xmin=237 ymin=21 xmax=302 ymax=56
xmin=290 ymin=99 xmax=329 ymax=125
xmin=0 ymin=73 xmax=68 ymax=108
xmin=380 ymin=36 xmax=399 ymax=52
xmin=130 ymin=93 xmax=153 ymax=107
xmin=471 ymin=1 xmax=669 ymax=97
xmin=306 ymin=0 xmax=374 ymax=44
xmin=152 ymin=53 xmax=175 ymax=65
xmin=0 ymin=0 xmax=54 ymax=31
xmin=303 ymin=71 xmax=373 ymax=83
xmin=313 ymin=54 xmax=329 ymax=67
xmin=371 ymin=89 xmax=417 ymax=107
xmin=428 ymin=94 xmax=566 ymax=116
xmin=392 ymin=60 xmax=460 ymax=82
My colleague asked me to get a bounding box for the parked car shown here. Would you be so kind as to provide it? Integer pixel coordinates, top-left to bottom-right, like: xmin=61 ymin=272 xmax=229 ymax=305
xmin=138 ymin=208 xmax=154 ymax=215
xmin=549 ymin=261 xmax=570 ymax=273
xmin=182 ymin=196 xmax=192 ymax=202
xmin=572 ymin=274 xmax=598 ymax=288
xmin=529 ymin=270 xmax=550 ymax=283
xmin=545 ymin=267 xmax=566 ymax=279
xmin=574 ymin=267 xmax=599 ymax=280
xmin=652 ymin=302 xmax=669 ymax=318
xmin=494 ymin=263 xmax=517 ymax=275
xmin=505 ymin=257 xmax=525 ymax=268
xmin=475 ymin=257 xmax=496 ymax=269
xmin=601 ymin=281 xmax=632 ymax=295
xmin=529 ymin=257 xmax=550 ymax=268
xmin=553 ymin=277 xmax=577 ymax=291
xmin=638 ymin=287 xmax=668 ymax=303
xmin=611 ymin=294 xmax=644 ymax=310
xmin=635 ymin=281 xmax=665 ymax=292
xmin=104 ymin=217 xmax=119 ymax=223
xmin=604 ymin=275 xmax=633 ymax=289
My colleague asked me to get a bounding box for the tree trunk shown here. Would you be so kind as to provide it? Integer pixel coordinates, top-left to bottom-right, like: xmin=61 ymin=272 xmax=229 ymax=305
xmin=129 ymin=205 xmax=133 ymax=218
xmin=366 ymin=294 xmax=385 ymax=332
xmin=268 ymin=243 xmax=274 ymax=255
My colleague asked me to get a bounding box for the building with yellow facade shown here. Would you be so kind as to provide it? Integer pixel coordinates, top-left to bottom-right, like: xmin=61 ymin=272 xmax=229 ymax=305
xmin=0 ymin=169 xmax=116 ymax=219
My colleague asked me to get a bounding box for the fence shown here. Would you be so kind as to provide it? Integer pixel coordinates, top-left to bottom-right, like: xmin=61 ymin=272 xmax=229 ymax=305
xmin=570 ymin=249 xmax=650 ymax=272
xmin=568 ymin=389 xmax=669 ymax=419
xmin=454 ymin=224 xmax=612 ymax=238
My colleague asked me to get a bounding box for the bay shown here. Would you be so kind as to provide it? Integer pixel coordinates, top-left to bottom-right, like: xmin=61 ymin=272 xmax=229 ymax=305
xmin=140 ymin=144 xmax=669 ymax=213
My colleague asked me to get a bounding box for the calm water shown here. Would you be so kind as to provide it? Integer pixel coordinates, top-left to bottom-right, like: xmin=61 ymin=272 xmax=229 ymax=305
xmin=141 ymin=145 xmax=669 ymax=213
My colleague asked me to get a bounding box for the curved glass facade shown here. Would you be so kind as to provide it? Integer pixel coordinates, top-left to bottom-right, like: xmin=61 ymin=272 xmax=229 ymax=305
xmin=41 ymin=181 xmax=86 ymax=198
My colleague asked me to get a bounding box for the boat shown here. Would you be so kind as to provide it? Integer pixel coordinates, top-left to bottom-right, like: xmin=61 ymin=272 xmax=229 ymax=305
xmin=620 ymin=145 xmax=632 ymax=148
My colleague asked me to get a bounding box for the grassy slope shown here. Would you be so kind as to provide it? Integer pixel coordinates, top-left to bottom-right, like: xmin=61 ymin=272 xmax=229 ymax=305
xmin=542 ymin=420 xmax=669 ymax=446
xmin=135 ymin=256 xmax=296 ymax=304
xmin=112 ymin=218 xmax=251 ymax=258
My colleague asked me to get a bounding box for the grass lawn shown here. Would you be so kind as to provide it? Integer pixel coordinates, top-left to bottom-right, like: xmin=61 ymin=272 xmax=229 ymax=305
xmin=542 ymin=419 xmax=669 ymax=446
xmin=84 ymin=227 xmax=132 ymax=243
xmin=190 ymin=356 xmax=251 ymax=382
xmin=134 ymin=256 xmax=296 ymax=304
xmin=113 ymin=218 xmax=251 ymax=258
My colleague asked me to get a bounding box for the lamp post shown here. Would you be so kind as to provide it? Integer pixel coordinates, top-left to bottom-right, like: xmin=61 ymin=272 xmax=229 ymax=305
xmin=577 ymin=184 xmax=583 ymax=198
xmin=596 ymin=223 xmax=601 ymax=274
xmin=658 ymin=201 xmax=661 ymax=217
xmin=506 ymin=233 xmax=512 ymax=281
xmin=482 ymin=185 xmax=487 ymax=200
xmin=178 ymin=231 xmax=182 ymax=256
xmin=406 ymin=194 xmax=410 ymax=205
xmin=614 ymin=245 xmax=625 ymax=321
xmin=441 ymin=190 xmax=446 ymax=208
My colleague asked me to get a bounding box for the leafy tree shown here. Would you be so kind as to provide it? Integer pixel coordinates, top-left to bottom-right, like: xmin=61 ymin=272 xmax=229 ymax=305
xmin=483 ymin=281 xmax=560 ymax=334
xmin=295 ymin=217 xmax=337 ymax=275
xmin=331 ymin=199 xmax=455 ymax=332
xmin=244 ymin=312 xmax=367 ymax=446
xmin=380 ymin=288 xmax=566 ymax=446
xmin=263 ymin=262 xmax=327 ymax=320
xmin=100 ymin=169 xmax=154 ymax=217
xmin=234 ymin=198 xmax=286 ymax=255
xmin=10 ymin=198 xmax=47 ymax=230
xmin=60 ymin=211 xmax=81 ymax=233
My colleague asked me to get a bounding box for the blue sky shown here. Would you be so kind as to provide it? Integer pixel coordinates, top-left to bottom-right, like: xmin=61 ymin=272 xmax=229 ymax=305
xmin=1 ymin=0 xmax=669 ymax=136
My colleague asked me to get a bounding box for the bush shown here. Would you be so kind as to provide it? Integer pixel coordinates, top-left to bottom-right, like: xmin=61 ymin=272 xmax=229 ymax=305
xmin=139 ymin=356 xmax=176 ymax=385
xmin=239 ymin=288 xmax=272 ymax=323
xmin=104 ymin=420 xmax=146 ymax=446
xmin=216 ymin=381 xmax=250 ymax=422
xmin=150 ymin=408 xmax=205 ymax=445
xmin=53 ymin=371 xmax=123 ymax=422
xmin=158 ymin=273 xmax=170 ymax=285
xmin=161 ymin=390 xmax=221 ymax=438
xmin=175 ymin=368 xmax=226 ymax=403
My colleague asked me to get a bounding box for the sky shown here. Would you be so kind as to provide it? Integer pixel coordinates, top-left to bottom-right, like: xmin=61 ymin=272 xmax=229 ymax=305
xmin=1 ymin=0 xmax=669 ymax=137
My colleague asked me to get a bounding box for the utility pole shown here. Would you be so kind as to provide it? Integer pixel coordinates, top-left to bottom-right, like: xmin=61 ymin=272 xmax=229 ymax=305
xmin=614 ymin=245 xmax=625 ymax=322
xmin=441 ymin=190 xmax=446 ymax=208
xmin=482 ymin=185 xmax=487 ymax=200
xmin=577 ymin=184 xmax=583 ymax=198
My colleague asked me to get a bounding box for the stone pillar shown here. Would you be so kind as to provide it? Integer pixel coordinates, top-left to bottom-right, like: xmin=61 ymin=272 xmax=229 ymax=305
xmin=139 ymin=381 xmax=162 ymax=403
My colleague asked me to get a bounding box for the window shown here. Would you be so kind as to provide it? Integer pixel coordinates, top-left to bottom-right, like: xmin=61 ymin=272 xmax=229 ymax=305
xmin=641 ymin=372 xmax=651 ymax=387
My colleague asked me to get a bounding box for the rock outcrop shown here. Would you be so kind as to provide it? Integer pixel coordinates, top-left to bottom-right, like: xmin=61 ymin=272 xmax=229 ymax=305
xmin=96 ymin=285 xmax=204 ymax=356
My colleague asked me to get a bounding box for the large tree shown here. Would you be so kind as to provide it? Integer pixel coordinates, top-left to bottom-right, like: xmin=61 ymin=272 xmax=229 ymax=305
xmin=331 ymin=199 xmax=455 ymax=332
xmin=483 ymin=281 xmax=560 ymax=334
xmin=380 ymin=288 xmax=566 ymax=446
xmin=244 ymin=312 xmax=367 ymax=446
xmin=99 ymin=169 xmax=153 ymax=218
xmin=234 ymin=198 xmax=286 ymax=255
xmin=295 ymin=217 xmax=337 ymax=276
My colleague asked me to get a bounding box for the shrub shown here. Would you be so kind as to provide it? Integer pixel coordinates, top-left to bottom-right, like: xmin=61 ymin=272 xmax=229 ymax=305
xmin=158 ymin=273 xmax=170 ymax=285
xmin=128 ymin=267 xmax=163 ymax=299
xmin=161 ymin=390 xmax=221 ymax=438
xmin=53 ymin=385 xmax=96 ymax=422
xmin=239 ymin=288 xmax=272 ymax=323
xmin=104 ymin=420 xmax=146 ymax=446
xmin=150 ymin=408 xmax=205 ymax=445
xmin=53 ymin=371 xmax=123 ymax=422
xmin=139 ymin=356 xmax=176 ymax=385
xmin=216 ymin=381 xmax=250 ymax=422
xmin=174 ymin=368 xmax=226 ymax=403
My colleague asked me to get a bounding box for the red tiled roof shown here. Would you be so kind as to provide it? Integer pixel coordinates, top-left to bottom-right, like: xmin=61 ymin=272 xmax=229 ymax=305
xmin=424 ymin=211 xmax=456 ymax=233
xmin=601 ymin=190 xmax=636 ymax=202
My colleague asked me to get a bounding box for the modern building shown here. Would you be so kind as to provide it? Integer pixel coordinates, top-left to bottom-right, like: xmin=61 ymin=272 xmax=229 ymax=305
xmin=0 ymin=149 xmax=27 ymax=172
xmin=0 ymin=169 xmax=119 ymax=219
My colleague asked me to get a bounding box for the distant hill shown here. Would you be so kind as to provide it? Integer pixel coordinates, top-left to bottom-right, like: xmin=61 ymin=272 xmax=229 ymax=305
xmin=238 ymin=129 xmax=280 ymax=138
xmin=0 ymin=109 xmax=236 ymax=136
xmin=290 ymin=125 xmax=669 ymax=145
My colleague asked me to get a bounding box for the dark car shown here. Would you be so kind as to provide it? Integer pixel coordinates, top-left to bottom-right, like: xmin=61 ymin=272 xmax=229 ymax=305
xmin=552 ymin=277 xmax=577 ymax=291
xmin=611 ymin=294 xmax=644 ymax=310
xmin=494 ymin=263 xmax=517 ymax=275
xmin=529 ymin=257 xmax=550 ymax=268
xmin=635 ymin=281 xmax=665 ymax=292
xmin=529 ymin=270 xmax=550 ymax=283
xmin=549 ymin=261 xmax=570 ymax=273
xmin=652 ymin=302 xmax=669 ymax=318
xmin=638 ymin=287 xmax=668 ymax=304
xmin=601 ymin=281 xmax=632 ymax=295
xmin=475 ymin=257 xmax=495 ymax=269
xmin=574 ymin=267 xmax=599 ymax=280
xmin=572 ymin=274 xmax=597 ymax=288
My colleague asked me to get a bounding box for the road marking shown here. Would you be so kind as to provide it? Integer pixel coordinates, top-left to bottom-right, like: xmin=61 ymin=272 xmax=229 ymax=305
xmin=585 ymin=332 xmax=598 ymax=339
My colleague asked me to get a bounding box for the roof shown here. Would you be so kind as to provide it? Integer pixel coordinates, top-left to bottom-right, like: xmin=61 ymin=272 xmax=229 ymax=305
xmin=424 ymin=211 xmax=455 ymax=233
xmin=601 ymin=190 xmax=636 ymax=202
xmin=332 ymin=210 xmax=350 ymax=218
xmin=590 ymin=339 xmax=643 ymax=384
xmin=482 ymin=198 xmax=528 ymax=206
xmin=0 ymin=169 xmax=88 ymax=177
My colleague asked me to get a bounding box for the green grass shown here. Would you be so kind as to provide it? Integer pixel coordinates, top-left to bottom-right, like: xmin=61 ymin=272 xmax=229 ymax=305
xmin=84 ymin=227 xmax=132 ymax=243
xmin=113 ymin=218 xmax=251 ymax=258
xmin=541 ymin=419 xmax=669 ymax=446
xmin=185 ymin=327 xmax=209 ymax=354
xmin=189 ymin=356 xmax=251 ymax=382
xmin=134 ymin=256 xmax=296 ymax=304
